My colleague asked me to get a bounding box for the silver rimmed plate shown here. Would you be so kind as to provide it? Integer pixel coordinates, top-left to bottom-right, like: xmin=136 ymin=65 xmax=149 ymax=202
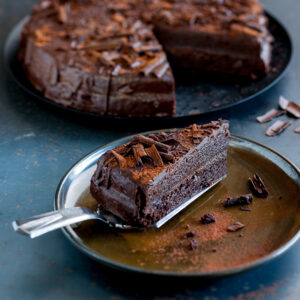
xmin=55 ymin=132 xmax=300 ymax=277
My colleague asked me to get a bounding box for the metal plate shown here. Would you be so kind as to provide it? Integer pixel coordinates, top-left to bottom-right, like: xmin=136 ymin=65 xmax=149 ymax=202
xmin=55 ymin=131 xmax=300 ymax=277
xmin=4 ymin=13 xmax=292 ymax=121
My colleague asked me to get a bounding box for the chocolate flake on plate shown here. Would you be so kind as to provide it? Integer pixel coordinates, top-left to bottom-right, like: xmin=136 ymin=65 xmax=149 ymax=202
xmin=184 ymin=231 xmax=196 ymax=238
xmin=240 ymin=206 xmax=251 ymax=212
xmin=224 ymin=194 xmax=253 ymax=207
xmin=279 ymin=96 xmax=300 ymax=118
xmin=256 ymin=109 xmax=285 ymax=123
xmin=265 ymin=120 xmax=291 ymax=136
xmin=248 ymin=174 xmax=268 ymax=198
xmin=227 ymin=222 xmax=245 ymax=232
xmin=201 ymin=213 xmax=216 ymax=224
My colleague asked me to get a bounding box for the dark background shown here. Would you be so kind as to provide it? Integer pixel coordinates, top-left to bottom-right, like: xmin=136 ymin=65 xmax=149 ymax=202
xmin=1 ymin=0 xmax=300 ymax=299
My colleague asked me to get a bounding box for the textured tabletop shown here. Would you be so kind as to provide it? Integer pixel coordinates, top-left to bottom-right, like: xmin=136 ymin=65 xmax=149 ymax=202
xmin=1 ymin=0 xmax=300 ymax=299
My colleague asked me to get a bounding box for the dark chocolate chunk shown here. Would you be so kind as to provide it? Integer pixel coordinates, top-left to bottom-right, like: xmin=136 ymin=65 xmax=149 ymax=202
xmin=184 ymin=231 xmax=196 ymax=238
xmin=265 ymin=120 xmax=291 ymax=137
xmin=227 ymin=222 xmax=245 ymax=232
xmin=212 ymin=248 xmax=217 ymax=252
xmin=240 ymin=206 xmax=251 ymax=212
xmin=201 ymin=213 xmax=216 ymax=224
xmin=189 ymin=239 xmax=199 ymax=251
xmin=248 ymin=174 xmax=268 ymax=198
xmin=224 ymin=194 xmax=253 ymax=207
xmin=256 ymin=109 xmax=285 ymax=123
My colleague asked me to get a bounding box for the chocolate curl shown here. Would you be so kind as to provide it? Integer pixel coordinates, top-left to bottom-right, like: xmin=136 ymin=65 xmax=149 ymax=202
xmin=139 ymin=54 xmax=166 ymax=76
xmin=256 ymin=109 xmax=285 ymax=123
xmin=57 ymin=4 xmax=70 ymax=23
xmin=81 ymin=39 xmax=123 ymax=51
xmin=132 ymin=135 xmax=170 ymax=152
xmin=279 ymin=96 xmax=300 ymax=118
xmin=132 ymin=143 xmax=148 ymax=166
xmin=248 ymin=174 xmax=268 ymax=198
xmin=159 ymin=151 xmax=175 ymax=163
xmin=145 ymin=145 xmax=164 ymax=167
xmin=134 ymin=44 xmax=162 ymax=54
xmin=265 ymin=120 xmax=291 ymax=136
xmin=110 ymin=150 xmax=127 ymax=170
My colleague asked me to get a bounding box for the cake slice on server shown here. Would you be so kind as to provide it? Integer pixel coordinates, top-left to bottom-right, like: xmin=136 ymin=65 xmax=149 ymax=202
xmin=90 ymin=120 xmax=230 ymax=227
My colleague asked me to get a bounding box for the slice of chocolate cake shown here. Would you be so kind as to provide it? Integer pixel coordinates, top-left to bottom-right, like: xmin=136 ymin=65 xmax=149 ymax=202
xmin=90 ymin=120 xmax=230 ymax=227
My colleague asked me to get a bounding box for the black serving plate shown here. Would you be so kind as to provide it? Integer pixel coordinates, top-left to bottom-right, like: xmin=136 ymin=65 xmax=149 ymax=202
xmin=4 ymin=13 xmax=292 ymax=121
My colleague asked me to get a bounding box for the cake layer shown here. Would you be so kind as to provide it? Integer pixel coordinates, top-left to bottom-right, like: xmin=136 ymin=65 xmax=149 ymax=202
xmin=90 ymin=121 xmax=230 ymax=226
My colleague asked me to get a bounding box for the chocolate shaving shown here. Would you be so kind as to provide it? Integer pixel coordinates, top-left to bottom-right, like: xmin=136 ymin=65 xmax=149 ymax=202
xmin=224 ymin=194 xmax=253 ymax=207
xmin=201 ymin=213 xmax=216 ymax=224
xmin=256 ymin=109 xmax=285 ymax=123
xmin=265 ymin=120 xmax=291 ymax=137
xmin=132 ymin=135 xmax=170 ymax=152
xmin=81 ymin=39 xmax=122 ymax=51
xmin=279 ymin=96 xmax=300 ymax=118
xmin=134 ymin=44 xmax=162 ymax=54
xmin=189 ymin=239 xmax=199 ymax=251
xmin=147 ymin=134 xmax=160 ymax=141
xmin=153 ymin=62 xmax=169 ymax=78
xmin=240 ymin=206 xmax=251 ymax=212
xmin=139 ymin=54 xmax=166 ymax=76
xmin=145 ymin=144 xmax=164 ymax=167
xmin=248 ymin=174 xmax=268 ymax=198
xmin=132 ymin=143 xmax=148 ymax=166
xmin=159 ymin=151 xmax=175 ymax=163
xmin=57 ymin=4 xmax=69 ymax=23
xmin=110 ymin=150 xmax=127 ymax=170
xmin=227 ymin=222 xmax=245 ymax=232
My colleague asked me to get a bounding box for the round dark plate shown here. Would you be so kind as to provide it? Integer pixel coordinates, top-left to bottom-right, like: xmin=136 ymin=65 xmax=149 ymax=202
xmin=4 ymin=13 xmax=292 ymax=121
xmin=55 ymin=131 xmax=300 ymax=278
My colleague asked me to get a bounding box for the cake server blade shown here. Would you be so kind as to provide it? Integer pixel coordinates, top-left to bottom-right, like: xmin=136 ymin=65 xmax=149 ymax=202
xmin=12 ymin=176 xmax=225 ymax=238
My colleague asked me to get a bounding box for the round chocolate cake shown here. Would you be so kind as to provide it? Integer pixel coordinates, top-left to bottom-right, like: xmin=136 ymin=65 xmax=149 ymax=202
xmin=19 ymin=0 xmax=273 ymax=117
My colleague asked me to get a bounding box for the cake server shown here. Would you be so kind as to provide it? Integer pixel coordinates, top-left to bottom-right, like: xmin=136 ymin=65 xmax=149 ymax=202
xmin=12 ymin=176 xmax=225 ymax=238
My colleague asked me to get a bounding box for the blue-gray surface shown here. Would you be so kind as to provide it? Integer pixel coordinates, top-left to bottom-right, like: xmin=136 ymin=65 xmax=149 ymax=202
xmin=1 ymin=0 xmax=300 ymax=299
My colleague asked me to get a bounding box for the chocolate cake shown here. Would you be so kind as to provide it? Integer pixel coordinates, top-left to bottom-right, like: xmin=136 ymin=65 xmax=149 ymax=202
xmin=19 ymin=0 xmax=273 ymax=117
xmin=90 ymin=120 xmax=230 ymax=227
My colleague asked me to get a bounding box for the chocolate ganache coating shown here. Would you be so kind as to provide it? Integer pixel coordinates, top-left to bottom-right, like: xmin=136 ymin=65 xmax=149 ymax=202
xmin=19 ymin=0 xmax=272 ymax=117
xmin=90 ymin=120 xmax=230 ymax=227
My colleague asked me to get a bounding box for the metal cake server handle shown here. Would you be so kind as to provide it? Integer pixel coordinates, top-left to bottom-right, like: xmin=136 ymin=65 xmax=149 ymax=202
xmin=12 ymin=176 xmax=225 ymax=238
xmin=12 ymin=206 xmax=135 ymax=238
